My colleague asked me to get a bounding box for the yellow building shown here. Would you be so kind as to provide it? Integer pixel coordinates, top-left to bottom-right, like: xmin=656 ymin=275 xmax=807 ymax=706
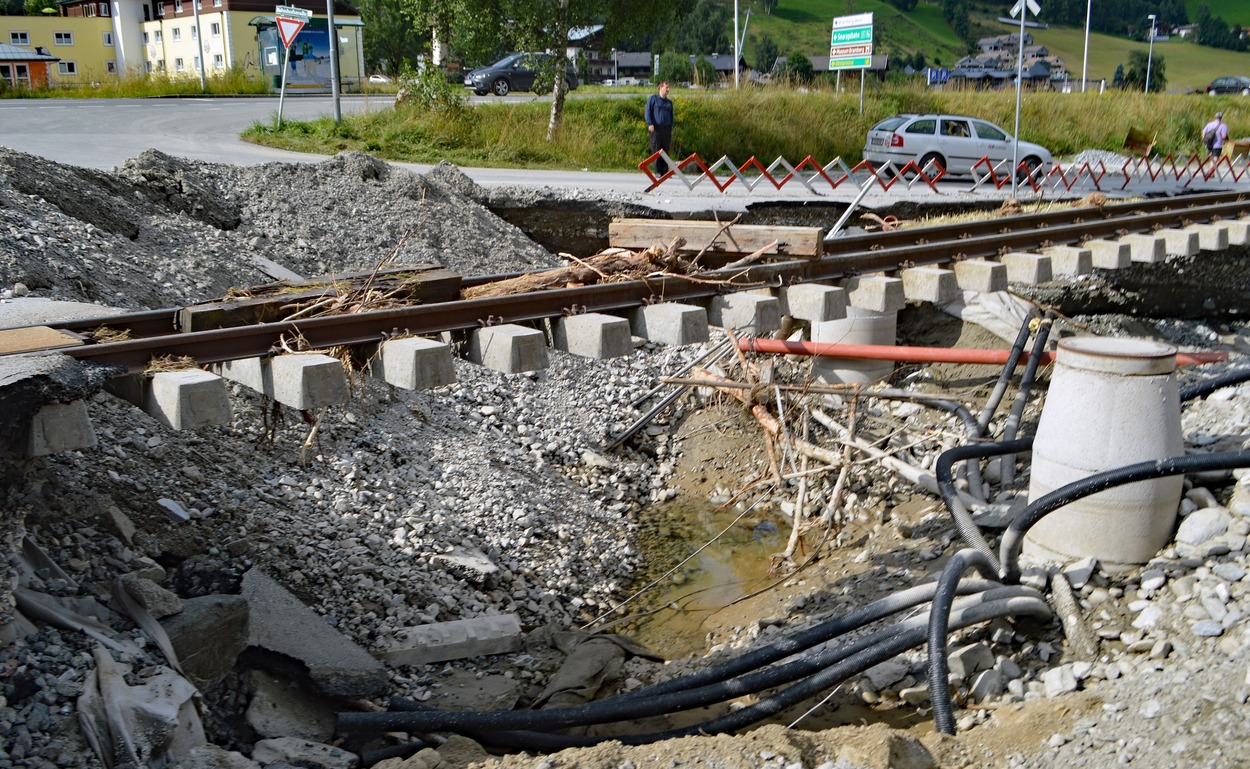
xmin=0 ymin=0 xmax=362 ymax=89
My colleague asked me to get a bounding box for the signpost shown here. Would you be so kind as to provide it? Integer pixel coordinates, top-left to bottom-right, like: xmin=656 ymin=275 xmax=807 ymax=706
xmin=830 ymin=12 xmax=873 ymax=113
xmin=275 ymin=4 xmax=311 ymax=128
xmin=1008 ymin=0 xmax=1040 ymax=198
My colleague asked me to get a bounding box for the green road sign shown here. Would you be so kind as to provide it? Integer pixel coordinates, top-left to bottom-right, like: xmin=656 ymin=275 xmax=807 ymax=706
xmin=830 ymin=27 xmax=872 ymax=45
xmin=829 ymin=56 xmax=872 ymax=70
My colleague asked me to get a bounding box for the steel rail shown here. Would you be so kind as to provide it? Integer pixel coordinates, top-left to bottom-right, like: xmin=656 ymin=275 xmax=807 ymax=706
xmin=823 ymin=190 xmax=1250 ymax=255
xmin=25 ymin=197 xmax=1250 ymax=372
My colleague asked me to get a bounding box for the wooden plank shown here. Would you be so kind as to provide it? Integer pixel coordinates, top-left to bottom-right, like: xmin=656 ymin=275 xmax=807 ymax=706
xmin=608 ymin=219 xmax=823 ymax=258
xmin=0 ymin=326 xmax=84 ymax=355
xmin=179 ymin=268 xmax=463 ymax=332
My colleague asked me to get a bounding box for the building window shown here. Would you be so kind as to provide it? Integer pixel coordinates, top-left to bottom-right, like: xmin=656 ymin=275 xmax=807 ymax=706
xmin=103 ymin=32 xmax=114 ymax=46
xmin=107 ymin=61 xmax=117 ymax=73
xmin=144 ymin=61 xmax=153 ymax=72
xmin=142 ymin=31 xmax=150 ymax=44
xmin=154 ymin=30 xmax=163 ymax=43
xmin=156 ymin=2 xmax=164 ymax=16
xmin=100 ymin=3 xmax=109 ymax=15
xmin=190 ymin=26 xmax=197 ymax=40
xmin=58 ymin=61 xmax=78 ymax=75
xmin=172 ymin=28 xmax=181 ymax=42
xmin=54 ymin=32 xmax=74 ymax=46
xmin=175 ymin=57 xmax=184 ymax=71
xmin=84 ymin=4 xmax=96 ymax=16
xmin=155 ymin=59 xmax=164 ymax=71
xmin=193 ymin=55 xmax=200 ymax=69
xmin=213 ymin=0 xmax=220 ymax=6
xmin=210 ymin=22 xmax=220 ymax=36
xmin=213 ymin=53 xmax=223 ymax=68
xmin=174 ymin=0 xmax=182 ymax=12
xmin=9 ymin=32 xmax=30 ymax=46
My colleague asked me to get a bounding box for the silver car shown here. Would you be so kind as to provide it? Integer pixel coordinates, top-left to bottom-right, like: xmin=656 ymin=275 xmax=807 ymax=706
xmin=863 ymin=113 xmax=1053 ymax=178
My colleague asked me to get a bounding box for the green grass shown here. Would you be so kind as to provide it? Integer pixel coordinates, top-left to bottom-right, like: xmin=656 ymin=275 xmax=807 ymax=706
xmin=745 ymin=0 xmax=967 ymax=70
xmin=1005 ymin=20 xmax=1250 ymax=91
xmin=244 ymin=85 xmax=1250 ymax=171
xmin=1184 ymin=0 xmax=1250 ymax=27
xmin=5 ymin=68 xmax=270 ymax=98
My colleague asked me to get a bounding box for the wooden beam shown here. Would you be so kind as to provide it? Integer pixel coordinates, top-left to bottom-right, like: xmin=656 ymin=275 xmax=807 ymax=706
xmin=608 ymin=219 xmax=823 ymax=258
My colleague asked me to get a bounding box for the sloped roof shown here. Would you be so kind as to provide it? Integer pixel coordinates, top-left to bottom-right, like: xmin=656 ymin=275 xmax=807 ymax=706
xmin=0 ymin=42 xmax=60 ymax=62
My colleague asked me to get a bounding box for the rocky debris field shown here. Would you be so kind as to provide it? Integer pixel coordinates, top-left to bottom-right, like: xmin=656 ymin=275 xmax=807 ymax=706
xmin=1 ymin=148 xmax=1250 ymax=769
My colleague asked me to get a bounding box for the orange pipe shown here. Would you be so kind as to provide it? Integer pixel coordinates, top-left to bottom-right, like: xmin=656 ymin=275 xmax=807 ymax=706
xmin=737 ymin=338 xmax=1227 ymax=367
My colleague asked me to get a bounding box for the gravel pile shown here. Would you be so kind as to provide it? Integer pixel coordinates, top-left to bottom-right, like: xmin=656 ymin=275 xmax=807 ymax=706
xmin=1 ymin=147 xmax=1250 ymax=769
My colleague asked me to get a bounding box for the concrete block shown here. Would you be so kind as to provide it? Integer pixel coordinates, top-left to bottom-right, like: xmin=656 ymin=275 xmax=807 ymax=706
xmin=779 ymin=283 xmax=848 ymax=322
xmin=629 ymin=303 xmax=709 ymax=347
xmin=377 ymin=614 xmax=524 ymax=666
xmin=900 ymin=267 xmax=958 ymax=303
xmin=467 ymin=324 xmax=549 ymax=374
xmin=1224 ymin=219 xmax=1250 ymax=245
xmin=553 ymin=313 xmax=633 ymax=359
xmin=1041 ymin=246 xmax=1092 ymax=276
xmin=954 ymin=260 xmax=1008 ymax=293
xmin=270 ymin=354 xmax=349 ymax=411
xmin=1084 ymin=239 xmax=1131 ymax=269
xmin=147 ymin=370 xmax=232 ymax=431
xmin=1121 ymin=234 xmax=1167 ymax=263
xmin=844 ymin=275 xmax=905 ymax=312
xmin=1190 ymin=223 xmax=1229 ymax=252
xmin=1001 ymin=253 xmax=1052 ymax=285
xmin=708 ymin=293 xmax=781 ymax=334
xmin=1155 ymin=229 xmax=1198 ymax=258
xmin=374 ymin=337 xmax=456 ymax=390
xmin=242 ymin=569 xmax=387 ymax=698
xmin=215 ymin=357 xmax=267 ymax=393
xmin=162 ymin=594 xmax=250 ymax=691
xmin=26 ymin=400 xmax=97 ymax=457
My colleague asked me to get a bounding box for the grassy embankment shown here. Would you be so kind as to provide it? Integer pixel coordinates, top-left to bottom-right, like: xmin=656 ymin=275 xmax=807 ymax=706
xmin=243 ymin=86 xmax=1249 ymax=171
xmin=5 ymin=68 xmax=271 ymax=98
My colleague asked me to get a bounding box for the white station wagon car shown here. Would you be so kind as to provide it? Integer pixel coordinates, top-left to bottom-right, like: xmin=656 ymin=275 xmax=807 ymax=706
xmin=863 ymin=113 xmax=1054 ymax=178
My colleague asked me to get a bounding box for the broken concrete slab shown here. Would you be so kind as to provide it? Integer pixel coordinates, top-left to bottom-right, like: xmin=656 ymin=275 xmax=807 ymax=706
xmin=425 ymin=669 xmax=522 ymax=713
xmin=431 ymin=546 xmax=499 ymax=585
xmin=377 ymin=613 xmax=524 ymax=666
xmin=241 ymin=569 xmax=387 ymax=698
xmin=250 ymin=738 xmax=356 ymax=769
xmin=26 ymin=399 xmax=97 ymax=457
xmin=245 ymin=670 xmax=336 ymax=742
xmin=162 ymin=594 xmax=250 ymax=692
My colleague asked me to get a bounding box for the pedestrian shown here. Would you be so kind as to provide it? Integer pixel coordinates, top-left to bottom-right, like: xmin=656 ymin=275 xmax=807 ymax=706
xmin=645 ymin=80 xmax=674 ymax=174
xmin=1201 ymin=111 xmax=1229 ymax=159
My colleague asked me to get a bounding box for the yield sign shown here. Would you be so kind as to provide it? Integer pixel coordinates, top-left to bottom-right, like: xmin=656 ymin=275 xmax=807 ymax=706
xmin=276 ymin=16 xmax=305 ymax=48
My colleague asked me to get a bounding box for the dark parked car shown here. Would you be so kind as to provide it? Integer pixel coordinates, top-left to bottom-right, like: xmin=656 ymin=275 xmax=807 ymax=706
xmin=1206 ymin=76 xmax=1250 ymax=95
xmin=464 ymin=53 xmax=578 ymax=96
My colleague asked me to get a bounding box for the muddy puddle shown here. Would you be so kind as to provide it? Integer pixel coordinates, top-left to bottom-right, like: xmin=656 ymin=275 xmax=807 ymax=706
xmin=625 ymin=496 xmax=791 ymax=660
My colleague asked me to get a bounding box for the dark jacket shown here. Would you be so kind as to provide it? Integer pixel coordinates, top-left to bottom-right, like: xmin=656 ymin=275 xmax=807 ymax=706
xmin=645 ymin=94 xmax=674 ymax=128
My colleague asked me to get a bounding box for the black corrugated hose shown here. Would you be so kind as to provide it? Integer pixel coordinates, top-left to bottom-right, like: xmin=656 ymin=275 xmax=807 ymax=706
xmin=934 ymin=438 xmax=1035 ymax=570
xmin=926 ymin=548 xmax=1002 ymax=734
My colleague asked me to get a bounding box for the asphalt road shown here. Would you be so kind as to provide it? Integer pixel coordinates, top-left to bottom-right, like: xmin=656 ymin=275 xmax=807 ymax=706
xmin=0 ymin=95 xmax=647 ymax=194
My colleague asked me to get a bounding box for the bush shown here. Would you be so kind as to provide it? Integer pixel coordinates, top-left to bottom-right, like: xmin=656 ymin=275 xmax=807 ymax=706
xmin=656 ymin=51 xmax=692 ymax=85
xmin=396 ymin=63 xmax=466 ymax=114
xmin=692 ymin=56 xmax=718 ymax=87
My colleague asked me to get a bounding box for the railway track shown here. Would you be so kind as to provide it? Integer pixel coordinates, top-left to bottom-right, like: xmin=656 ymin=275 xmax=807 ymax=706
xmin=9 ymin=190 xmax=1249 ymax=373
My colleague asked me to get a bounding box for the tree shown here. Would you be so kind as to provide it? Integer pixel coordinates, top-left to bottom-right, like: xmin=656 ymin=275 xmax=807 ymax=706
xmin=778 ymin=51 xmax=813 ymax=84
xmin=656 ymin=50 xmax=692 ymax=84
xmin=887 ymin=0 xmax=918 ymax=10
xmin=356 ymin=0 xmax=426 ymax=76
xmin=692 ymin=55 xmax=717 ymax=86
xmin=1111 ymin=63 xmax=1126 ymax=89
xmin=759 ymin=0 xmax=777 ymax=14
xmin=1123 ymin=49 xmax=1165 ymax=92
xmin=23 ymin=0 xmax=56 ymax=14
xmin=754 ymin=33 xmax=778 ymax=73
xmin=669 ymin=0 xmax=730 ymax=55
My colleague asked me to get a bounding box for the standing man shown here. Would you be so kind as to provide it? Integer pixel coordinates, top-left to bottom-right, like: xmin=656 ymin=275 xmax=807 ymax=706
xmin=1202 ymin=111 xmax=1229 ymax=159
xmin=645 ymin=80 xmax=674 ymax=174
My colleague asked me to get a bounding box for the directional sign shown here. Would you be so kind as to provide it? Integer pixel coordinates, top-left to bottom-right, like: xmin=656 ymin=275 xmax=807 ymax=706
xmin=1009 ymin=0 xmax=1041 ymax=17
xmin=830 ymin=43 xmax=872 ymax=58
xmin=276 ymin=4 xmax=312 ymax=21
xmin=275 ymin=16 xmax=305 ymax=48
xmin=830 ymin=12 xmax=873 ymax=70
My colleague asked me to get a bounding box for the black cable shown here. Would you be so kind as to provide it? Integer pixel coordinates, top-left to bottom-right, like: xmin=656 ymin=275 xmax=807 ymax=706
xmin=1180 ymin=365 xmax=1250 ymax=402
xmin=926 ymin=548 xmax=1000 ymax=735
xmin=397 ymin=595 xmax=1051 ymax=751
xmin=999 ymin=450 xmax=1250 ymax=583
xmin=934 ymin=438 xmax=1035 ymax=570
xmin=1000 ymin=313 xmax=1054 ymax=488
xmin=976 ymin=314 xmax=1037 ymax=434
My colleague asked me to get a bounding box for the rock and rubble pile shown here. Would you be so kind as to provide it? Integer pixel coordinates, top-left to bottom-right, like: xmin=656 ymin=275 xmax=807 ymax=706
xmin=1 ymin=147 xmax=1250 ymax=769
